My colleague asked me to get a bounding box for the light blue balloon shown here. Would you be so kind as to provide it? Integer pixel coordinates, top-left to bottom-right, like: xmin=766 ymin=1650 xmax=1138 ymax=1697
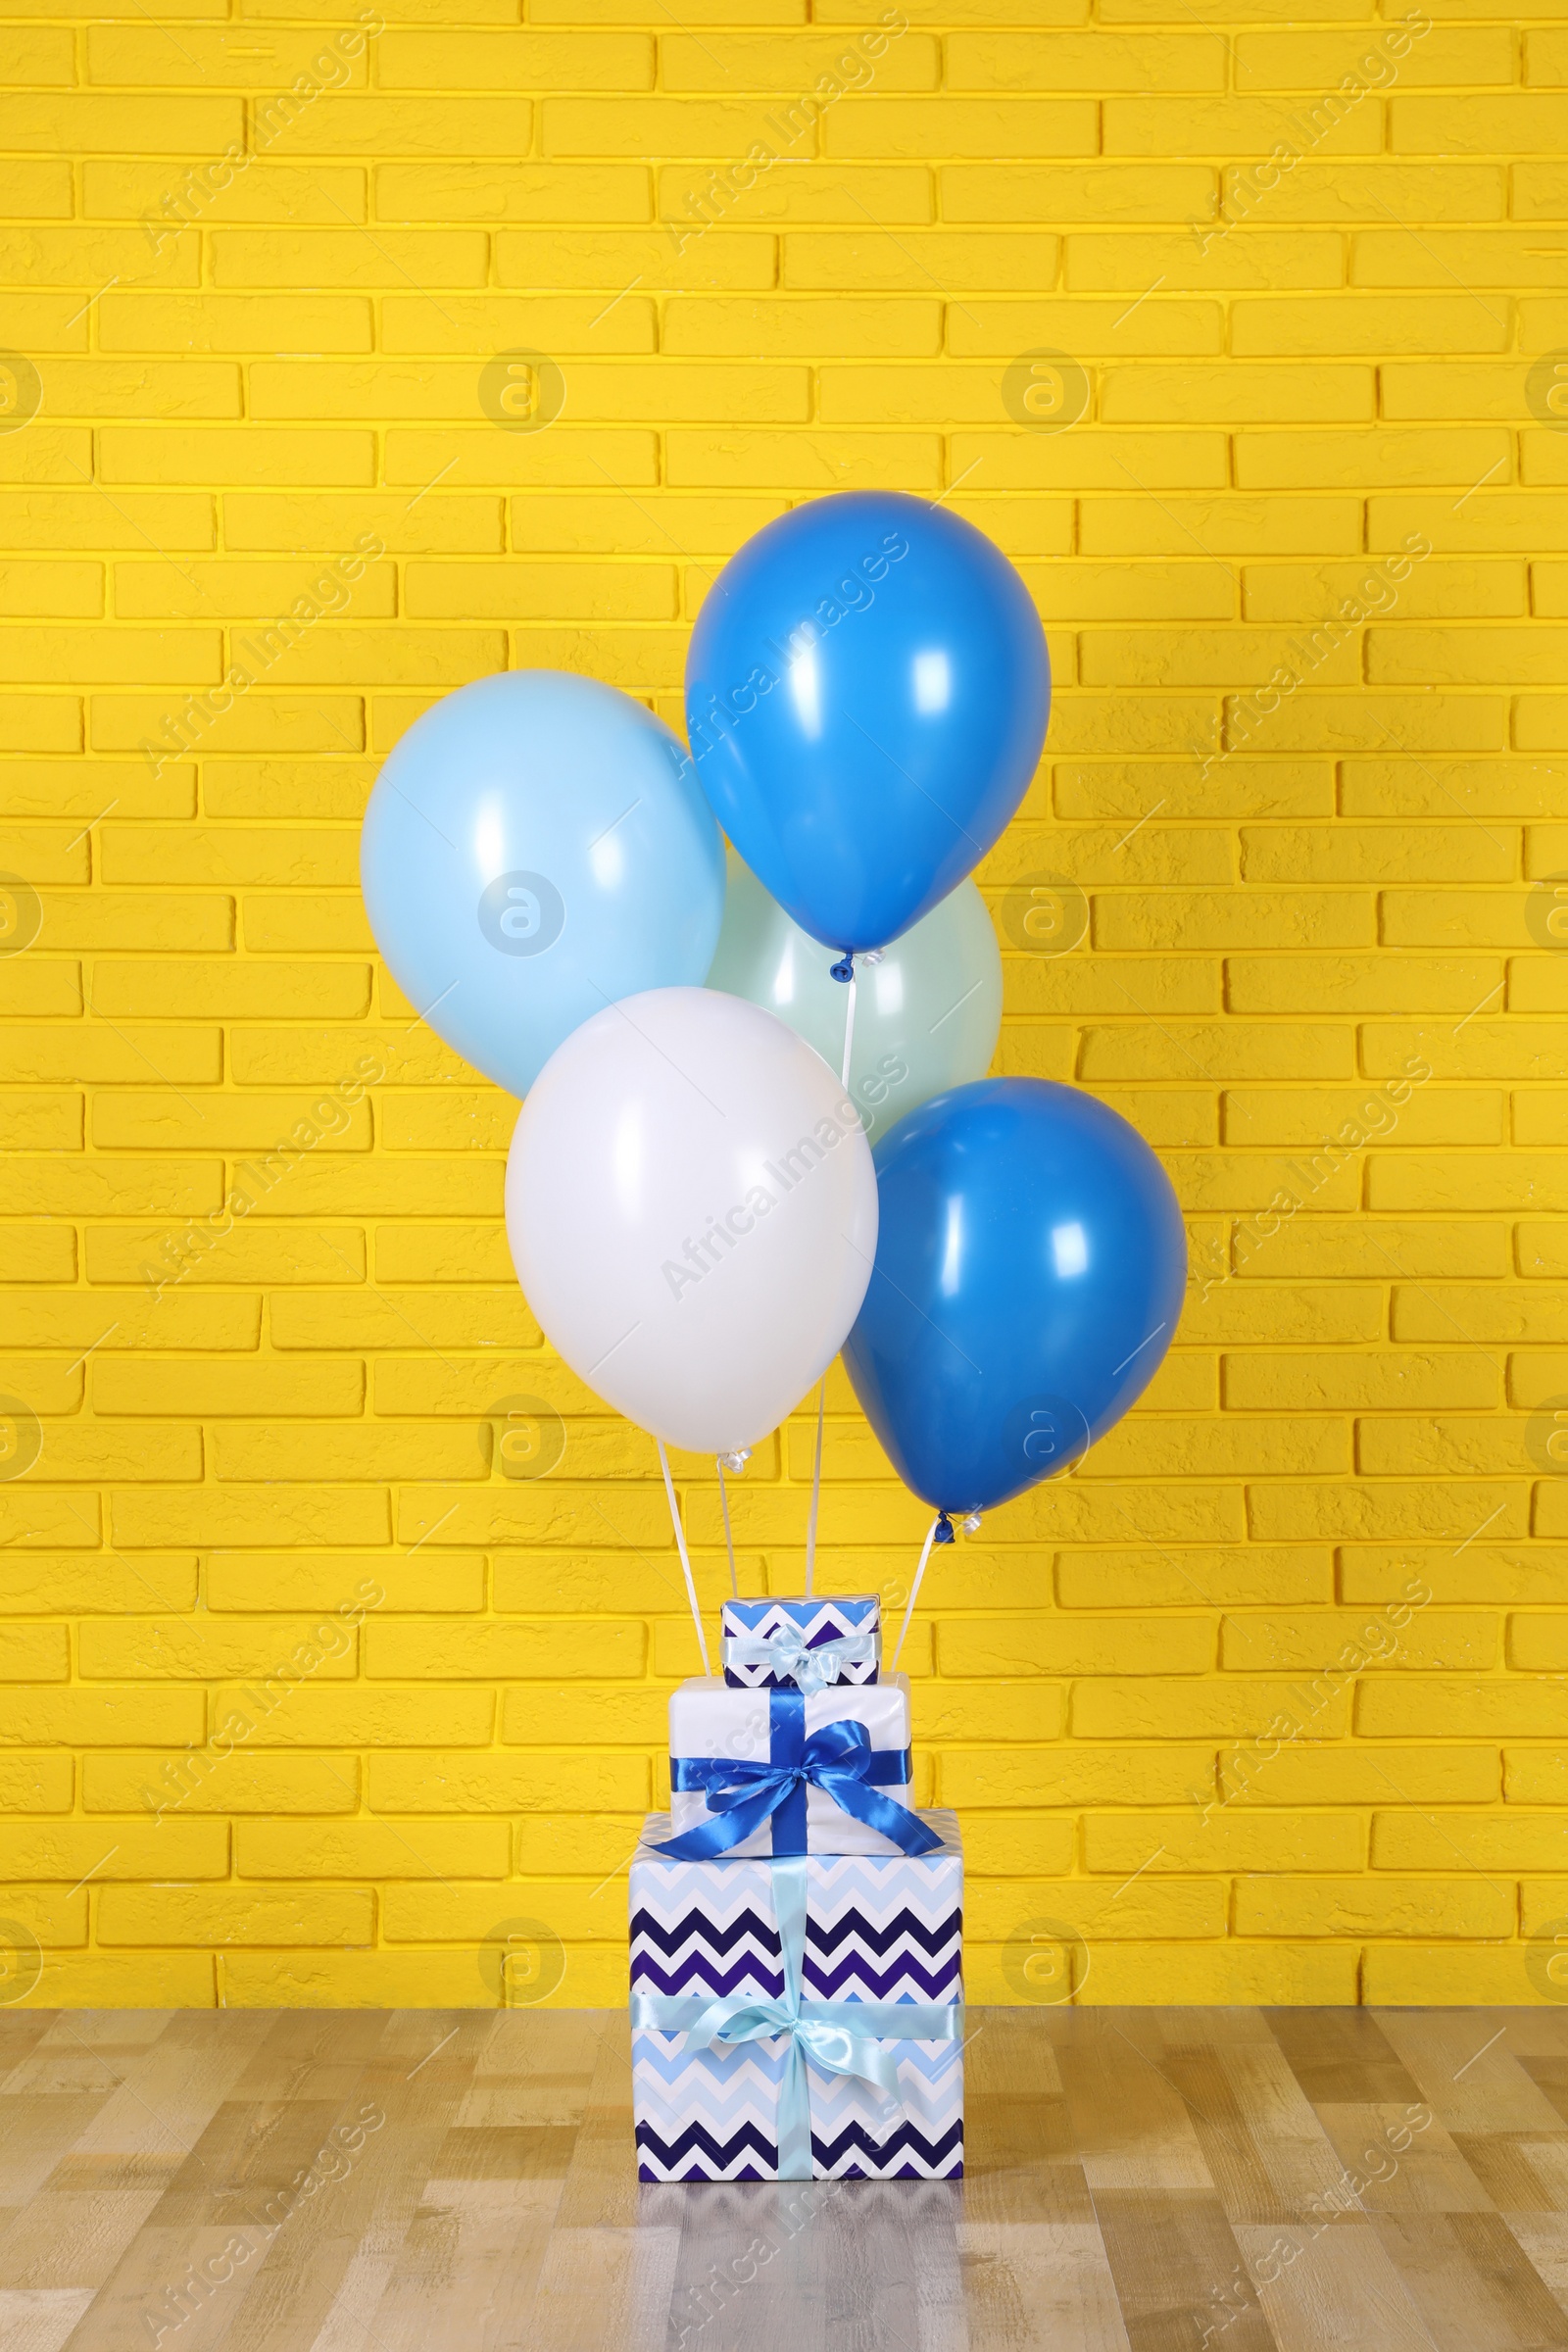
xmin=706 ymin=852 xmax=1002 ymax=1144
xmin=361 ymin=670 xmax=725 ymax=1096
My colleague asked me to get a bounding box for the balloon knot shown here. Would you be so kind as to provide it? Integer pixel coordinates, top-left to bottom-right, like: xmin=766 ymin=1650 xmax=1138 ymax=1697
xmin=829 ymin=953 xmax=855 ymax=983
xmin=932 ymin=1512 xmax=956 ymax=1547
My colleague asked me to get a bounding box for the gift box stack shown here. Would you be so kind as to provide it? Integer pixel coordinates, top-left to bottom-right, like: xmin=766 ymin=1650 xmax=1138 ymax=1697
xmin=629 ymin=1592 xmax=964 ymax=2181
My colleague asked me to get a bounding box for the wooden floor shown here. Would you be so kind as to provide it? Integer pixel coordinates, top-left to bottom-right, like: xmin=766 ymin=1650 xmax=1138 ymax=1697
xmin=5 ymin=2007 xmax=1568 ymax=2349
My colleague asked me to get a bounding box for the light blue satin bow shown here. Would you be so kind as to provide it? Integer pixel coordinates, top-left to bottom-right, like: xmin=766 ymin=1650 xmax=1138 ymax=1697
xmin=629 ymin=1856 xmax=962 ymax=2179
xmin=724 ymin=1626 xmax=877 ymax=1695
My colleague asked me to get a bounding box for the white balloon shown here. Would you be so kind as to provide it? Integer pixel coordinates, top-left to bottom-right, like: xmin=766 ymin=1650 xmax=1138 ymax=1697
xmin=506 ymin=988 xmax=878 ymax=1455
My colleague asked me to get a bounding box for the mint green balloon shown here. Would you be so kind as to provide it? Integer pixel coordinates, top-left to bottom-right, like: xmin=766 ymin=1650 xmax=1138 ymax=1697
xmin=706 ymin=853 xmax=1002 ymax=1143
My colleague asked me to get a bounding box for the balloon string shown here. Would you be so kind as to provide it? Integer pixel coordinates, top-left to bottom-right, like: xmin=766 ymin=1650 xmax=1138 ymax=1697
xmin=804 ymin=970 xmax=858 ymax=1600
xmin=716 ymin=1457 xmax=738 ymax=1599
xmin=804 ymin=1376 xmax=825 ymax=1597
xmin=891 ymin=1512 xmax=953 ymax=1673
xmin=657 ymin=1438 xmax=710 ymax=1675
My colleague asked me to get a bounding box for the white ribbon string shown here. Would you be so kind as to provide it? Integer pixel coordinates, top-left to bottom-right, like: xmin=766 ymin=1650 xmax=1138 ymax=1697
xmin=804 ymin=1376 xmax=825 ymax=1597
xmin=657 ymin=1437 xmax=710 ymax=1675
xmin=716 ymin=1456 xmax=738 ymax=1599
xmin=804 ymin=969 xmax=859 ymax=1601
xmin=891 ymin=1513 xmax=944 ymax=1674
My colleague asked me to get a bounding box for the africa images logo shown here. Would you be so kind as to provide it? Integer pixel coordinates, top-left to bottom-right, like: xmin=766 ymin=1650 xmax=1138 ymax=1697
xmin=478 ymin=871 xmax=565 ymax=956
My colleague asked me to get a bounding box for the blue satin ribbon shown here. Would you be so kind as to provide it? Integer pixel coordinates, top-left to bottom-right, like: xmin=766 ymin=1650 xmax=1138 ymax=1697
xmin=722 ymin=1625 xmax=878 ymax=1696
xmin=658 ymin=1691 xmax=941 ymax=1861
xmin=630 ymin=1854 xmax=962 ymax=2179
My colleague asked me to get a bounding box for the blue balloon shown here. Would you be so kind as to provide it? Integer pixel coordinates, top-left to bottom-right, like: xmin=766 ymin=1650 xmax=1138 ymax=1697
xmin=684 ymin=491 xmax=1049 ymax=956
xmin=843 ymin=1079 xmax=1187 ymax=1516
xmin=361 ymin=670 xmax=724 ymax=1097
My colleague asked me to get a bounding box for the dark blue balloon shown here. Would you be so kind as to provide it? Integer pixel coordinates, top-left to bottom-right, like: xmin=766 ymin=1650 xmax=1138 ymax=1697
xmin=684 ymin=491 xmax=1049 ymax=955
xmin=843 ymin=1079 xmax=1187 ymax=1515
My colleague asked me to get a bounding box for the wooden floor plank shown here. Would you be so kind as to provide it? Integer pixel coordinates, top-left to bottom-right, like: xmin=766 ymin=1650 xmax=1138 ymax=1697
xmin=1230 ymin=2220 xmax=1436 ymax=2352
xmin=1369 ymin=2212 xmax=1568 ymax=2351
xmin=3 ymin=2007 xmax=1567 ymax=2347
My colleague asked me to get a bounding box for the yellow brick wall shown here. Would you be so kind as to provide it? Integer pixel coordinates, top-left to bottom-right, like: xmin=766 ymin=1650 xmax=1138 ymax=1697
xmin=0 ymin=0 xmax=1563 ymax=2014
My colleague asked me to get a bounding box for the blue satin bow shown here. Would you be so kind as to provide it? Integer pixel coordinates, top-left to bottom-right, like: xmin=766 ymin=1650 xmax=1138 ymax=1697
xmin=658 ymin=1696 xmax=942 ymax=1861
xmin=631 ymin=1855 xmax=963 ymax=2178
xmin=723 ymin=1625 xmax=878 ymax=1695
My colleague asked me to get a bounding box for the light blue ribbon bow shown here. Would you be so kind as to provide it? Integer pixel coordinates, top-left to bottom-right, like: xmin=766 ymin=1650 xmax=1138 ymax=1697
xmin=724 ymin=1626 xmax=878 ymax=1696
xmin=630 ymin=1855 xmax=962 ymax=2179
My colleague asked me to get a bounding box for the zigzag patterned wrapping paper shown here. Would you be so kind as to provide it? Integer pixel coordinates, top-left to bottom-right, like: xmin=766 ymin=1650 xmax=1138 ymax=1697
xmin=629 ymin=1807 xmax=963 ymax=2181
xmin=667 ymin=1674 xmax=915 ymax=1857
xmin=720 ymin=1594 xmax=881 ymax=1689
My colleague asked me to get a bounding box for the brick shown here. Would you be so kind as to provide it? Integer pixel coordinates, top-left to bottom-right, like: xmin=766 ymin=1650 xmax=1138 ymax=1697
xmin=379 ymin=29 xmax=652 ymax=87
xmin=1242 ymin=822 xmax=1514 ymax=882
xmin=0 ymin=1757 xmax=73 ymax=1811
xmin=207 ymin=1554 xmax=479 ymax=1615
xmin=665 ymin=428 xmax=942 ymax=491
xmin=1228 ymin=164 xmax=1504 ymax=223
xmin=1087 ymin=1808 xmax=1365 ymax=1874
xmin=787 ymin=228 xmax=1060 ymax=293
xmin=1507 ymin=1752 xmax=1568 ymax=1803
xmin=1394 ymin=1283 xmax=1568 ymax=1341
xmin=1393 ymin=96 xmax=1568 ymax=153
xmin=100 ymin=292 xmax=371 ymax=355
xmin=0 ymin=1687 xmax=202 ymax=1746
xmin=110 ymin=1487 xmax=390 ymax=1549
xmin=956 ymin=431 xmax=1229 ymax=497
xmin=1083 ymin=499 xmax=1361 ymax=563
xmin=1102 ymin=366 xmax=1372 ymax=427
xmin=396 ymin=1484 xmax=670 ymax=1552
xmin=1224 ymin=1606 xmax=1497 ymax=1673
xmin=92 ymin=959 xmax=370 ymax=1021
xmin=97 ymin=1886 xmax=373 ymax=1947
xmin=1221 ymin=1745 xmax=1498 ymax=1806
xmin=1235 ymin=1876 xmax=1511 ymax=1937
xmin=0 ymin=1822 xmax=225 ymax=1879
xmin=100 ymin=825 xmax=359 ymax=889
xmin=943 ymin=164 xmax=1211 ymax=224
xmin=212 ymin=1424 xmax=477 ymax=1483
xmin=236 ymin=1821 xmax=509 ymax=1879
xmin=1237 ymin=27 xmax=1512 ymax=87
xmin=99 ymin=429 xmax=374 ymax=489
xmin=1341 ymin=1544 xmax=1560 ymax=1607
xmin=1233 ymin=296 xmax=1510 ymax=358
xmin=1056 ymin=1546 xmax=1328 ymax=1610
xmin=1230 ymin=953 xmax=1503 ymax=1016
xmin=1251 ymin=1481 xmax=1528 ymax=1545
xmin=1106 ymin=97 xmax=1383 ymax=159
xmin=0 ymin=1553 xmax=198 ymax=1616
xmin=368 ymin=1750 xmax=648 ymax=1815
xmin=949 ymin=297 xmax=1224 ymax=360
xmin=1073 ymin=1677 xmax=1351 ymax=1740
xmin=92 ymin=1753 xmax=361 ymax=1816
xmin=1358 ymin=1674 xmax=1561 ymax=1739
xmin=1375 ymin=1813 xmax=1568 ymax=1872
xmin=0 ymin=695 xmax=80 ymax=749
xmin=1080 ymin=1022 xmax=1349 ymax=1083
xmin=939 ymin=1614 xmax=1212 ymax=1678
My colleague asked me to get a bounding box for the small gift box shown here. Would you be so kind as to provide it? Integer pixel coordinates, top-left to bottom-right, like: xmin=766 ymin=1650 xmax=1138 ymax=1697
xmin=629 ymin=1807 xmax=964 ymax=2180
xmin=661 ymin=1674 xmax=937 ymax=1861
xmin=721 ymin=1594 xmax=880 ymax=1692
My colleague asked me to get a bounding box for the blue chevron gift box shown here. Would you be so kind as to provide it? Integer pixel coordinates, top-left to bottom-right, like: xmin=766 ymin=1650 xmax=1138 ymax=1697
xmin=629 ymin=1806 xmax=963 ymax=2181
xmin=720 ymin=1594 xmax=880 ymax=1690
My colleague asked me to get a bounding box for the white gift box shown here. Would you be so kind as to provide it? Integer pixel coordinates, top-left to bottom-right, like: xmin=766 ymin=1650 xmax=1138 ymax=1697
xmin=662 ymin=1673 xmax=921 ymax=1859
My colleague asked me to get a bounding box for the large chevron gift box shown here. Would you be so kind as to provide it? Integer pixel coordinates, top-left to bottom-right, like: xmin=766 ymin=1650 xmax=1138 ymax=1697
xmin=628 ymin=1807 xmax=964 ymax=2181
